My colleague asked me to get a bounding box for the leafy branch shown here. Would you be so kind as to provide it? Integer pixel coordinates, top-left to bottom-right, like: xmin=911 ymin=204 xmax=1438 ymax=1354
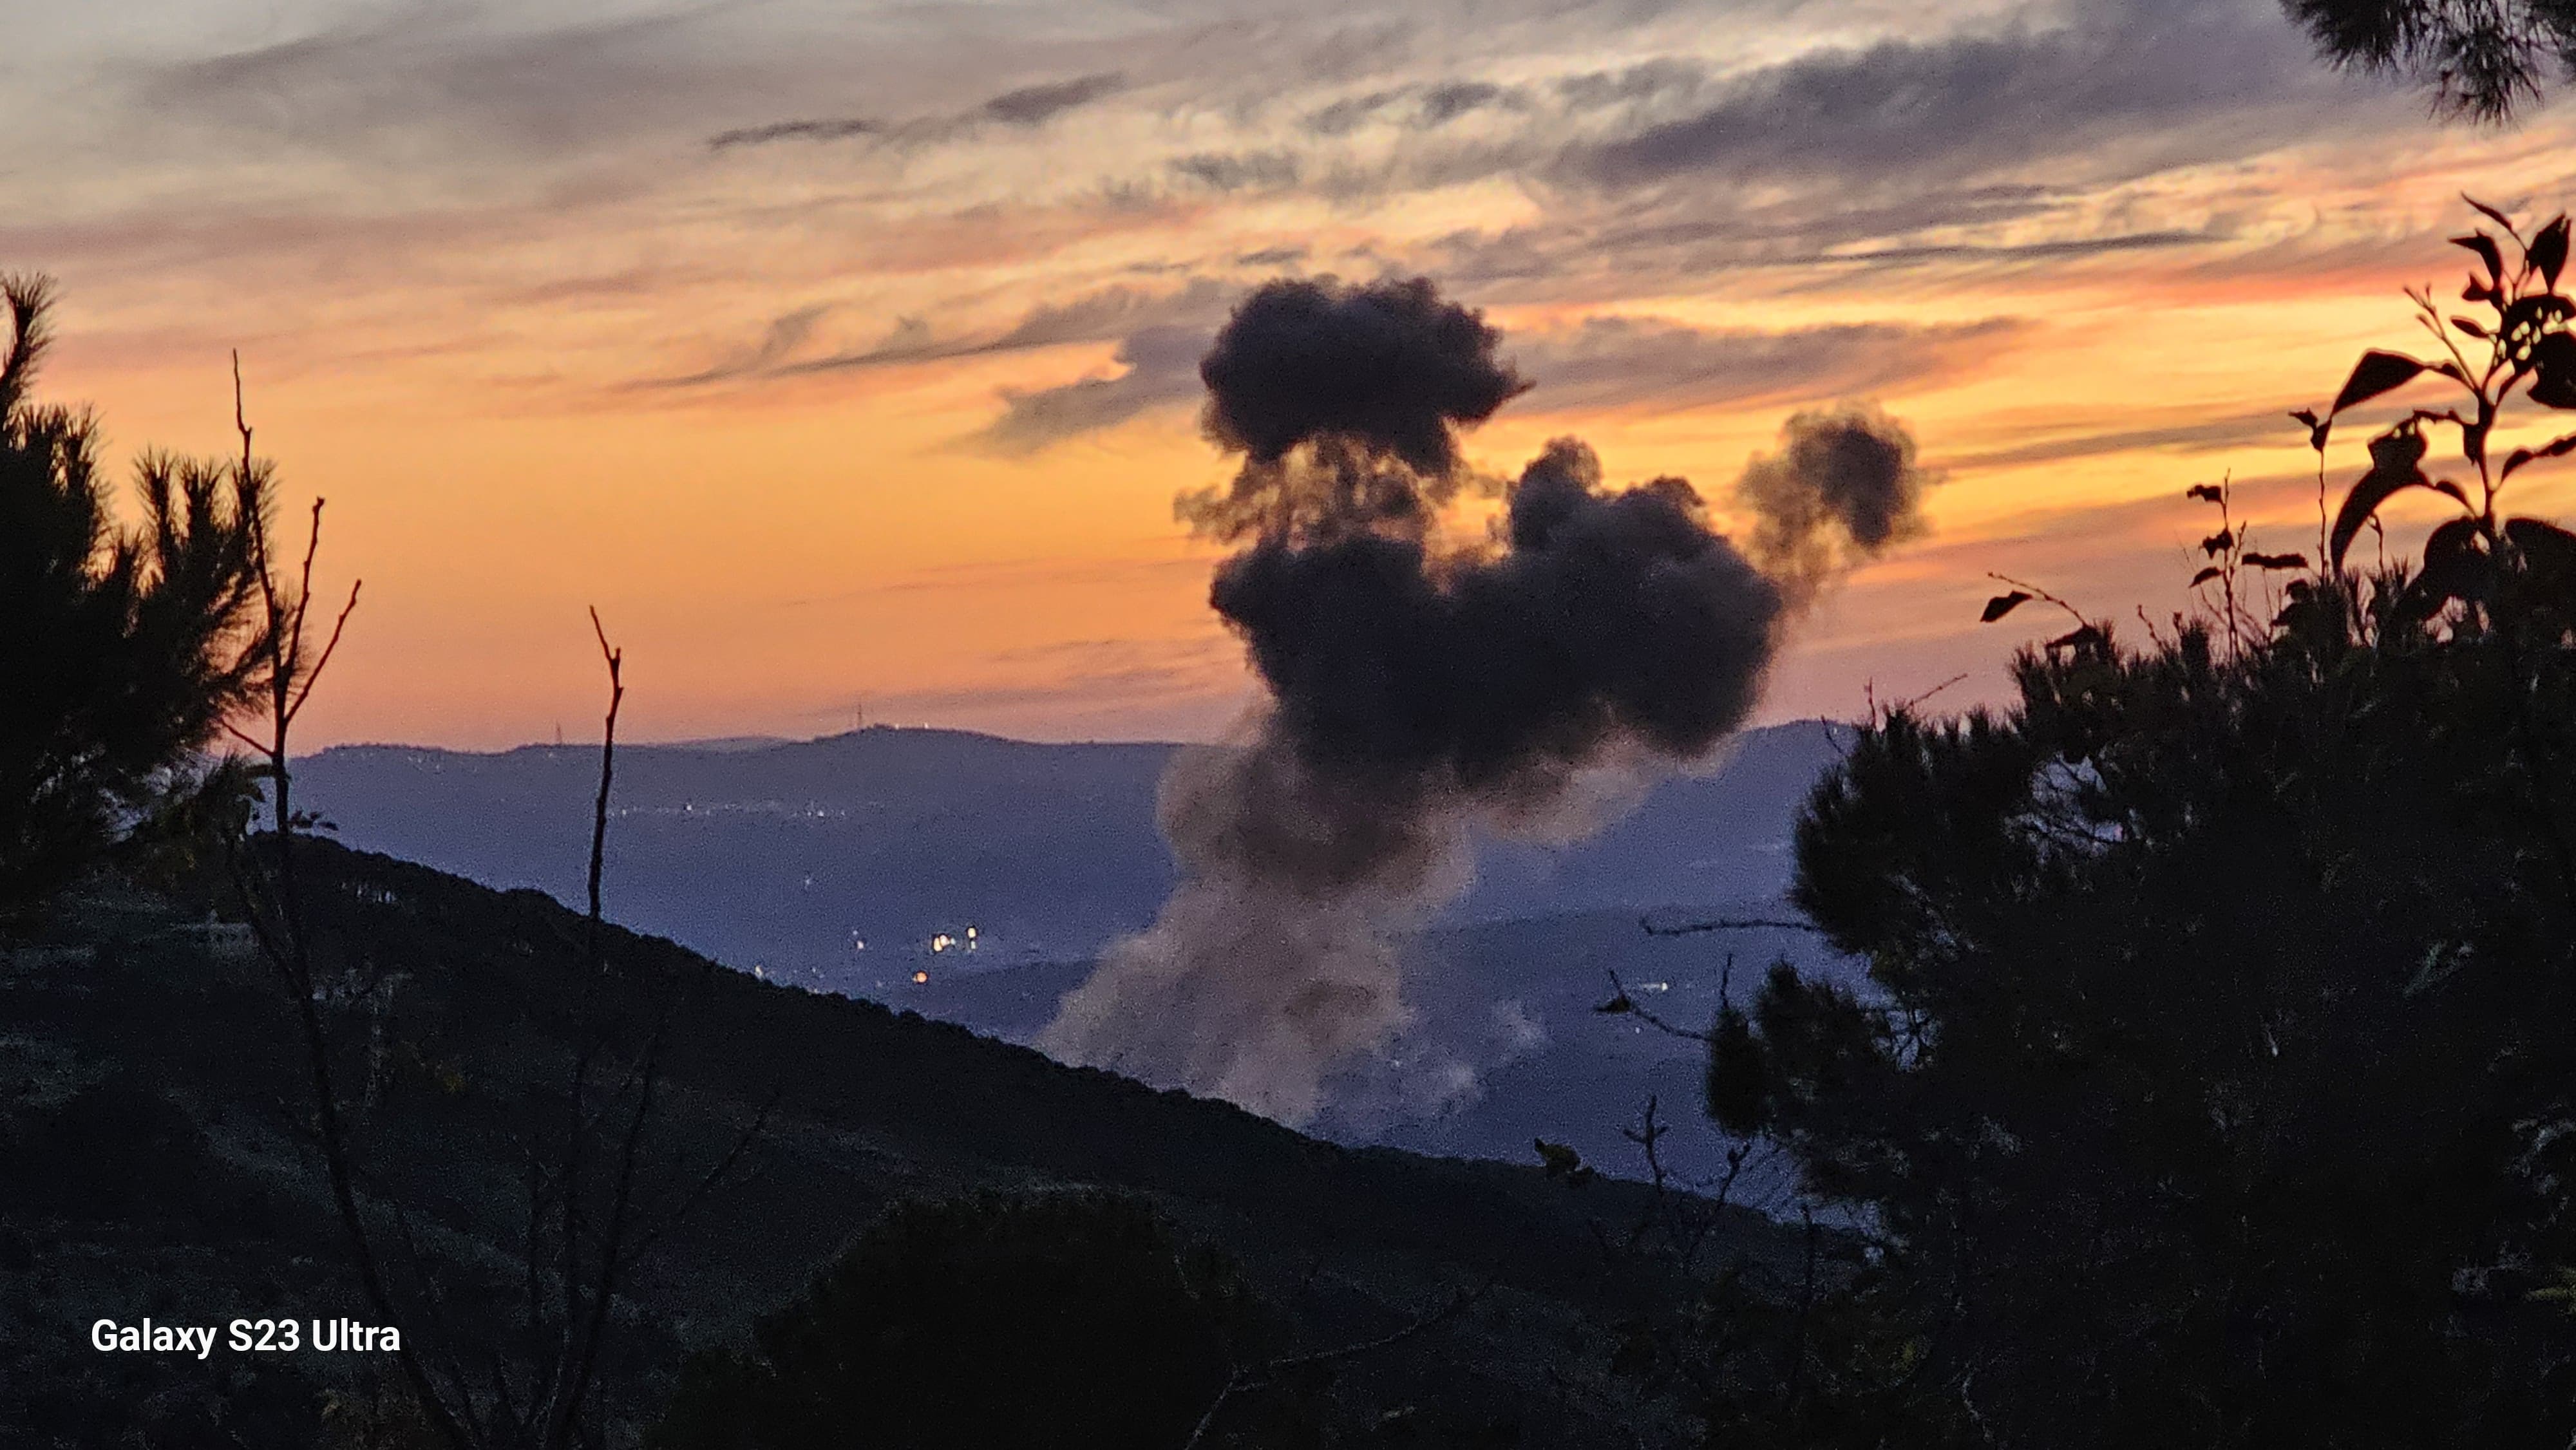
xmin=1978 ymin=572 xmax=2105 ymax=656
xmin=2291 ymin=195 xmax=2576 ymax=625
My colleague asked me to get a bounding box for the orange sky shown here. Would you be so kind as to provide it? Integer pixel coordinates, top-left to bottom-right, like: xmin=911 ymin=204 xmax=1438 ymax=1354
xmin=16 ymin=0 xmax=2576 ymax=748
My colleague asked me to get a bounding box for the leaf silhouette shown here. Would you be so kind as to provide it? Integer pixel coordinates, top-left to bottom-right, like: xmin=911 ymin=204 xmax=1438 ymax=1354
xmin=2047 ymin=625 xmax=2105 ymax=653
xmin=2452 ymin=315 xmax=2492 ymax=340
xmin=2201 ymin=529 xmax=2235 ymax=557
xmin=2330 ymin=428 xmax=2435 ymax=568
xmin=1981 ymin=591 xmax=2033 ymax=623
xmin=2534 ymin=215 xmax=2571 ymax=288
xmin=2452 ymin=232 xmax=2505 ymax=283
xmin=2500 ymin=296 xmax=2575 ymax=355
xmin=2186 ymin=482 xmax=2225 ymax=504
xmin=2329 ymin=351 xmax=2431 ymax=415
xmin=2530 ymin=332 xmax=2576 ymax=408
xmin=2501 ymin=430 xmax=2576 ymax=478
xmin=2190 ymin=565 xmax=2223 ymax=587
xmin=2506 ymin=516 xmax=2576 ymax=583
xmin=2398 ymin=517 xmax=2492 ymax=621
xmin=2507 ymin=515 xmax=2576 ymax=551
xmin=2467 ymin=195 xmax=2522 ymax=238
xmin=2243 ymin=552 xmax=2310 ymax=570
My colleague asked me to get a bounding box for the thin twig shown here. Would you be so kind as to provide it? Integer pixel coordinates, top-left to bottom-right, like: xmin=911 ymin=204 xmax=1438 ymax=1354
xmin=287 ymin=579 xmax=362 ymax=724
xmin=585 ymin=607 xmax=622 ymax=935
xmin=1601 ymin=968 xmax=1716 ymax=1045
xmin=540 ymin=610 xmax=627 ymax=1450
xmin=1180 ymin=1281 xmax=1493 ymax=1450
xmin=629 ymin=1082 xmax=783 ymax=1262
xmin=1892 ymin=673 xmax=1968 ymax=715
xmin=1985 ymin=571 xmax=2090 ymax=632
xmin=1640 ymin=912 xmax=1820 ymax=938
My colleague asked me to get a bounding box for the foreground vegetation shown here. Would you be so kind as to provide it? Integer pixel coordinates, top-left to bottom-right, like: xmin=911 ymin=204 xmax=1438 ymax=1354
xmin=2 ymin=840 xmax=1805 ymax=1445
xmin=1694 ymin=203 xmax=2576 ymax=1445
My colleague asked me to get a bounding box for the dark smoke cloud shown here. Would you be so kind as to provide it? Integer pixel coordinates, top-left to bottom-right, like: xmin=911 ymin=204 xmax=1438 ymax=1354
xmin=1198 ymin=276 xmax=1528 ymax=474
xmin=1735 ymin=402 xmax=1937 ymax=600
xmin=1212 ymin=440 xmax=1778 ymax=798
xmin=1041 ymin=277 xmax=1935 ymax=1124
xmin=1176 ymin=276 xmax=1528 ymax=548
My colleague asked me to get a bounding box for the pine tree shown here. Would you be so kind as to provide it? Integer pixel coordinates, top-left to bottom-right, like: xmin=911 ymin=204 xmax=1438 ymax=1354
xmin=0 ymin=276 xmax=267 ymax=923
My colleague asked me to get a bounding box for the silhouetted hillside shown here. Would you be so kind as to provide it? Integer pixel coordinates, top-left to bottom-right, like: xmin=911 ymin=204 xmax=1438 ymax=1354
xmin=0 ymin=842 xmax=1801 ymax=1446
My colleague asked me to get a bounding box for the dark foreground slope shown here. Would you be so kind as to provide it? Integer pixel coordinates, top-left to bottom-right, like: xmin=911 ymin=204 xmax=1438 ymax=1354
xmin=0 ymin=843 xmax=1799 ymax=1447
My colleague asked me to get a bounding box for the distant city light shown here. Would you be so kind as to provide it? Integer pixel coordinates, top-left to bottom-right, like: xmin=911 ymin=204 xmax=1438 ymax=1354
xmin=912 ymin=970 xmax=930 ymax=984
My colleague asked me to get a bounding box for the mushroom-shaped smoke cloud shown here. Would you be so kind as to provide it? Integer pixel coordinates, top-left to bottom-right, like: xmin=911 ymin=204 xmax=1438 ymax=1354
xmin=1039 ymin=277 xmax=1937 ymax=1125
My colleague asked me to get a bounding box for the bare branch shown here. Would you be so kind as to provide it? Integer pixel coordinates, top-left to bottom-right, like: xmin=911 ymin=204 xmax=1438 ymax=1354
xmin=1181 ymin=1281 xmax=1493 ymax=1450
xmin=1640 ymin=912 xmax=1819 ymax=938
xmin=628 ymin=1083 xmax=782 ymax=1263
xmin=222 ymin=353 xmax=460 ymax=1447
xmin=286 ymin=577 xmax=363 ymax=724
xmin=1599 ymin=968 xmax=1716 ymax=1045
xmin=1985 ymin=570 xmax=2091 ymax=632
xmin=586 ymin=607 xmax=623 ymax=936
xmin=1892 ymin=673 xmax=1968 ymax=715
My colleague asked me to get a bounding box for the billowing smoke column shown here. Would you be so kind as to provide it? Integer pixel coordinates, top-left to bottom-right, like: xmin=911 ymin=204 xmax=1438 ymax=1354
xmin=1039 ymin=277 xmax=1934 ymax=1125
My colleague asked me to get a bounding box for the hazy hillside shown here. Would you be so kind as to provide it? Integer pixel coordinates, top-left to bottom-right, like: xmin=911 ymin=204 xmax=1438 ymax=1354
xmin=1 ymin=843 xmax=1806 ymax=1445
xmin=294 ymin=727 xmax=1177 ymax=979
xmin=294 ymin=720 xmax=1844 ymax=990
xmin=290 ymin=721 xmax=1850 ymax=1191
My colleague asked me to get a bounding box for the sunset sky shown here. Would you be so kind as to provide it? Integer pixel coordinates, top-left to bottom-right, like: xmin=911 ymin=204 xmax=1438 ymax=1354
xmin=15 ymin=0 xmax=2576 ymax=749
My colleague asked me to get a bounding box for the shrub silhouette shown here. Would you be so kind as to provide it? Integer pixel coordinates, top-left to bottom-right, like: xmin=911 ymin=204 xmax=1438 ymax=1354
xmin=650 ymin=1189 xmax=1259 ymax=1450
xmin=2282 ymin=196 xmax=2576 ymax=632
xmin=0 ymin=276 xmax=266 ymax=923
xmin=1705 ymin=202 xmax=2576 ymax=1447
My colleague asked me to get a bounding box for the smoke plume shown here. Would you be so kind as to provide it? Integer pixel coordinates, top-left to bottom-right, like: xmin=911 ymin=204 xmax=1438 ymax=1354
xmin=1734 ymin=400 xmax=1932 ymax=601
xmin=1039 ymin=276 xmax=1935 ymax=1125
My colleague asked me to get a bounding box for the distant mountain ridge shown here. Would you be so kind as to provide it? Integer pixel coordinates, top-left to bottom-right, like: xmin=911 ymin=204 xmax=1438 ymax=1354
xmin=296 ymin=719 xmax=1846 ymax=991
